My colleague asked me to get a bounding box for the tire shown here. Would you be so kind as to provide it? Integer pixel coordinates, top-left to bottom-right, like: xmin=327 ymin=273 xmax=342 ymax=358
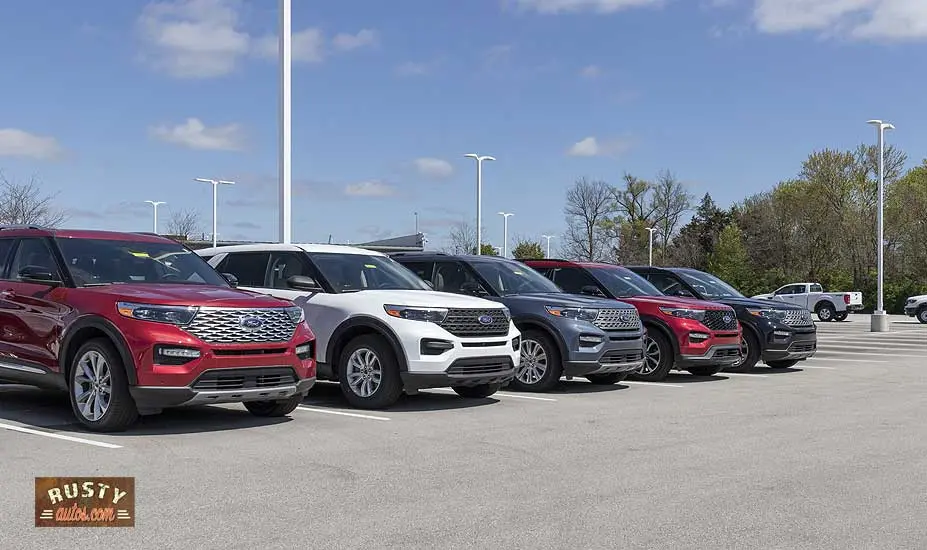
xmin=816 ymin=303 xmax=836 ymax=322
xmin=834 ymin=311 xmax=848 ymax=322
xmin=917 ymin=306 xmax=927 ymax=325
xmin=726 ymin=330 xmax=760 ymax=373
xmin=686 ymin=365 xmax=722 ymax=377
xmin=586 ymin=372 xmax=628 ymax=385
xmin=630 ymin=330 xmax=674 ymax=382
xmin=337 ymin=334 xmax=403 ymax=409
xmin=68 ymin=338 xmax=139 ymax=432
xmin=508 ymin=329 xmax=563 ymax=392
xmin=452 ymin=383 xmax=503 ymax=398
xmin=244 ymin=394 xmax=304 ymax=417
xmin=766 ymin=359 xmax=800 ymax=369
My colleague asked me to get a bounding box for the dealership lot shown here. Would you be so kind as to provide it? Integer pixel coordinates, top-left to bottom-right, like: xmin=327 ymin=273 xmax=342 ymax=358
xmin=1 ymin=315 xmax=925 ymax=549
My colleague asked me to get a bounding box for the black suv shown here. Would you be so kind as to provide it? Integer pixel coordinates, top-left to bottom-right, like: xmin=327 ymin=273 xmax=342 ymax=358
xmin=626 ymin=266 xmax=817 ymax=371
xmin=391 ymin=252 xmax=646 ymax=391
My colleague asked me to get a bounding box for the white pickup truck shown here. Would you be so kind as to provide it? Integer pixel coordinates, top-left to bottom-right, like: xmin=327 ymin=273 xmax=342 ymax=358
xmin=752 ymin=283 xmax=863 ymax=322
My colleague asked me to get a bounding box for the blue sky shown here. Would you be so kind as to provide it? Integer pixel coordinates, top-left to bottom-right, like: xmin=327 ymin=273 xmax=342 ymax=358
xmin=1 ymin=0 xmax=925 ymax=251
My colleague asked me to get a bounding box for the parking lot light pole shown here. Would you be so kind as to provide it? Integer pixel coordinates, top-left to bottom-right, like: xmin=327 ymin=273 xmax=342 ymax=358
xmin=278 ymin=0 xmax=292 ymax=245
xmin=498 ymin=212 xmax=513 ymax=257
xmin=464 ymin=153 xmax=495 ymax=255
xmin=194 ymin=178 xmax=235 ymax=248
xmin=867 ymin=119 xmax=894 ymax=332
xmin=144 ymin=200 xmax=165 ymax=234
xmin=542 ymin=235 xmax=555 ymax=258
xmin=646 ymin=227 xmax=660 ymax=266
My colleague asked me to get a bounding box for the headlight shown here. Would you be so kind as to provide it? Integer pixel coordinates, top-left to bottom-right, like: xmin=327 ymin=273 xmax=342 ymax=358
xmin=384 ymin=305 xmax=448 ymax=323
xmin=545 ymin=305 xmax=599 ymax=323
xmin=659 ymin=307 xmax=706 ymax=321
xmin=747 ymin=308 xmax=787 ymax=322
xmin=501 ymin=306 xmax=512 ymax=321
xmin=116 ymin=302 xmax=198 ymax=325
xmin=907 ymin=298 xmax=916 ymax=304
xmin=284 ymin=306 xmax=305 ymax=324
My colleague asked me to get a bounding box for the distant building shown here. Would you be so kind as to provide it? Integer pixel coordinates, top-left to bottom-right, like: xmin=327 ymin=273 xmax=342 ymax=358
xmin=168 ymin=233 xmax=426 ymax=253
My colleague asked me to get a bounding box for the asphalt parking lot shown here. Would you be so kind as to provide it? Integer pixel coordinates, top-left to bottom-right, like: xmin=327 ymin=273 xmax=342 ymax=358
xmin=1 ymin=314 xmax=925 ymax=549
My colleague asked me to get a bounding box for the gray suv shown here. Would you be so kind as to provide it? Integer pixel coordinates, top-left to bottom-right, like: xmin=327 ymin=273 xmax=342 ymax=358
xmin=391 ymin=252 xmax=645 ymax=392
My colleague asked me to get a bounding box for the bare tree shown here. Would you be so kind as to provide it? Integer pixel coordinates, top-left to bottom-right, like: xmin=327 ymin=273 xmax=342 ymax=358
xmin=0 ymin=172 xmax=67 ymax=227
xmin=562 ymin=177 xmax=616 ymax=261
xmin=651 ymin=170 xmax=693 ymax=261
xmin=445 ymin=220 xmax=476 ymax=254
xmin=165 ymin=208 xmax=202 ymax=239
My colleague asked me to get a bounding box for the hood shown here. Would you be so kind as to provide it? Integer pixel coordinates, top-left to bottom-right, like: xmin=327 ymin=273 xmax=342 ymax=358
xmin=752 ymin=293 xmax=775 ymax=300
xmin=619 ymin=295 xmax=731 ymax=310
xmin=714 ymin=296 xmax=806 ymax=310
xmin=338 ymin=289 xmax=508 ymax=309
xmin=501 ymin=292 xmax=635 ymax=310
xmin=908 ymin=295 xmax=927 ymax=302
xmin=79 ymin=283 xmax=294 ymax=308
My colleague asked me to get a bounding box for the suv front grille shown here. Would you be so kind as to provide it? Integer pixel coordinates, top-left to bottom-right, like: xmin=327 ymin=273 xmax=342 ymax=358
xmin=184 ymin=307 xmax=298 ymax=344
xmin=703 ymin=309 xmax=739 ymax=331
xmin=191 ymin=367 xmax=298 ymax=391
xmin=782 ymin=309 xmax=814 ymax=328
xmin=593 ymin=308 xmax=641 ymax=331
xmin=600 ymin=350 xmax=643 ymax=364
xmin=439 ymin=308 xmax=510 ymax=337
xmin=446 ymin=356 xmax=514 ymax=376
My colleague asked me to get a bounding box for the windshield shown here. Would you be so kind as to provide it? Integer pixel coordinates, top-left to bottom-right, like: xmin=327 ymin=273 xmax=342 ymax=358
xmin=56 ymin=238 xmax=228 ymax=287
xmin=309 ymin=252 xmax=431 ymax=293
xmin=677 ymin=270 xmax=745 ymax=299
xmin=469 ymin=260 xmax=563 ymax=296
xmin=587 ymin=266 xmax=664 ymax=297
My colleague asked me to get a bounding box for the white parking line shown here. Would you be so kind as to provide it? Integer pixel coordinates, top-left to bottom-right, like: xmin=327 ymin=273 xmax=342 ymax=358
xmin=814 ymin=351 xmax=926 ymax=358
xmin=804 ymin=357 xmax=887 ymax=363
xmin=797 ymin=365 xmax=837 ymax=370
xmin=423 ymin=388 xmax=558 ymax=402
xmin=722 ymin=372 xmax=768 ymax=378
xmin=0 ymin=422 xmax=122 ymax=449
xmin=623 ymin=381 xmax=685 ymax=388
xmin=296 ymin=406 xmax=390 ymax=421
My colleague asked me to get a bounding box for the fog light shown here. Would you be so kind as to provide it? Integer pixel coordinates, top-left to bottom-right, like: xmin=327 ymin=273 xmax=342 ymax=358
xmin=153 ymin=345 xmax=200 ymax=365
xmin=511 ymin=336 xmax=521 ymax=351
xmin=689 ymin=332 xmax=709 ymax=342
xmin=295 ymin=341 xmax=315 ymax=359
xmin=421 ymin=338 xmax=454 ymax=356
xmin=159 ymin=347 xmax=200 ymax=358
xmin=773 ymin=330 xmax=790 ymax=338
xmin=578 ymin=334 xmax=604 ymax=347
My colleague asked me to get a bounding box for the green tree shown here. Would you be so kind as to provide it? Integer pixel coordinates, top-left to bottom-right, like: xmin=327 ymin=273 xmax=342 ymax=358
xmin=511 ymin=240 xmax=544 ymax=259
xmin=476 ymin=243 xmax=499 ymax=256
xmin=707 ymin=223 xmax=752 ymax=294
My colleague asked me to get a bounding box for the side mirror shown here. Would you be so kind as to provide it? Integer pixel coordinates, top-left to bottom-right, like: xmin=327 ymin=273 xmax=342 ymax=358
xmin=287 ymin=275 xmax=322 ymax=292
xmin=18 ymin=266 xmax=60 ymax=285
xmin=580 ymin=285 xmax=603 ymax=297
xmin=673 ymin=288 xmax=694 ymax=298
xmin=222 ymin=272 xmax=239 ymax=287
xmin=424 ymin=280 xmax=435 ymax=289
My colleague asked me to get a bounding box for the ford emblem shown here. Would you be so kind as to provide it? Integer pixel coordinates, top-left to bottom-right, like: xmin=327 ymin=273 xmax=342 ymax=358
xmin=618 ymin=311 xmax=631 ymax=323
xmin=240 ymin=316 xmax=264 ymax=330
xmin=723 ymin=314 xmax=732 ymax=324
xmin=477 ymin=314 xmax=494 ymax=325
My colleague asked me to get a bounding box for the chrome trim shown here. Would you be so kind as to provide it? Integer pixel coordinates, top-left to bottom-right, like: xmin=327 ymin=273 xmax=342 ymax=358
xmin=0 ymin=362 xmax=46 ymax=375
xmin=679 ymin=344 xmax=742 ymax=364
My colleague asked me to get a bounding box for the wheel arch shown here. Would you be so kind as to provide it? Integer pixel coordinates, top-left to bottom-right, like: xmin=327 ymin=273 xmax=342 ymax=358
xmin=514 ymin=318 xmax=567 ymax=361
xmin=640 ymin=315 xmax=679 ymax=358
xmin=326 ymin=316 xmax=408 ymax=378
xmin=813 ymin=299 xmax=835 ymax=313
xmin=59 ymin=316 xmax=137 ymax=385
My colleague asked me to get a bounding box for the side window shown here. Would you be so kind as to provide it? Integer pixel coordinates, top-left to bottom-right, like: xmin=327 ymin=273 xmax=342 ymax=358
xmin=809 ymin=284 xmax=823 ymax=293
xmin=0 ymin=239 xmax=15 ymax=278
xmin=647 ymin=272 xmax=682 ymax=294
xmin=433 ymin=261 xmax=486 ymax=294
xmin=398 ymin=261 xmax=435 ymax=284
xmin=215 ymin=252 xmax=271 ymax=287
xmin=551 ymin=267 xmax=599 ymax=294
xmin=268 ymin=252 xmax=317 ymax=289
xmin=9 ymin=238 xmax=63 ymax=282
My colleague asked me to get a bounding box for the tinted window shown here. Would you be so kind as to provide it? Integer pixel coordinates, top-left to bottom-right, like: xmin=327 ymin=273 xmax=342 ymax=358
xmin=216 ymin=252 xmax=270 ymax=287
xmin=308 ymin=252 xmax=430 ymax=293
xmin=11 ymin=238 xmax=62 ymax=282
xmin=0 ymin=239 xmax=15 ymax=277
xmin=397 ymin=261 xmax=434 ymax=283
xmin=675 ymin=270 xmax=745 ymax=299
xmin=586 ymin=266 xmax=663 ymax=297
xmin=268 ymin=252 xmax=316 ymax=289
xmin=433 ymin=261 xmax=489 ymax=295
xmin=469 ymin=260 xmax=562 ymax=296
xmin=810 ymin=284 xmax=823 ymax=293
xmin=648 ymin=272 xmax=684 ymax=294
xmin=56 ymin=238 xmax=228 ymax=287
xmin=551 ymin=267 xmax=603 ymax=296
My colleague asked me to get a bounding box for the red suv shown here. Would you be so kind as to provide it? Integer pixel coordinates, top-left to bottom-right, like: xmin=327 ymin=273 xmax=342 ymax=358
xmin=523 ymin=260 xmax=742 ymax=381
xmin=0 ymin=226 xmax=316 ymax=432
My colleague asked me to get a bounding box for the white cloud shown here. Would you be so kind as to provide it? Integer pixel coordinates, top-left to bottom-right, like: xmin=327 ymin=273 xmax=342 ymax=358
xmin=150 ymin=117 xmax=245 ymax=151
xmin=579 ymin=64 xmax=603 ymax=78
xmin=412 ymin=158 xmax=454 ymax=179
xmin=752 ymin=0 xmax=927 ymax=40
xmin=344 ymin=181 xmax=395 ymax=197
xmin=137 ymin=0 xmax=378 ymax=78
xmin=567 ymin=136 xmax=633 ymax=157
xmin=0 ymin=129 xmax=64 ymax=160
xmin=512 ymin=0 xmax=664 ymax=14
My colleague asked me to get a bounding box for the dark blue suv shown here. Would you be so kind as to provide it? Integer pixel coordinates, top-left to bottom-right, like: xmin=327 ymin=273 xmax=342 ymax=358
xmin=391 ymin=252 xmax=645 ymax=392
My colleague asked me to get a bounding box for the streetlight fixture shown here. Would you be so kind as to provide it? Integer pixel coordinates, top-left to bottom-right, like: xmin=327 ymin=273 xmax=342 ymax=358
xmin=464 ymin=153 xmax=496 ymax=255
xmin=414 ymin=211 xmax=419 ymax=235
xmin=867 ymin=119 xmax=895 ymax=332
xmin=645 ymin=227 xmax=661 ymax=266
xmin=194 ymin=177 xmax=235 ymax=247
xmin=144 ymin=200 xmax=165 ymax=234
xmin=278 ymin=0 xmax=292 ymax=244
xmin=498 ymin=212 xmax=514 ymax=257
xmin=542 ymin=235 xmax=555 ymax=258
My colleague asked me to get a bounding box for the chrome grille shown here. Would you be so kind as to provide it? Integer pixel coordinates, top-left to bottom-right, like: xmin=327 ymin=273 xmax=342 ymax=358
xmin=782 ymin=309 xmax=814 ymax=327
xmin=439 ymin=308 xmax=509 ymax=337
xmin=593 ymin=308 xmax=641 ymax=331
xmin=184 ymin=307 xmax=297 ymax=344
xmin=703 ymin=308 xmax=738 ymax=331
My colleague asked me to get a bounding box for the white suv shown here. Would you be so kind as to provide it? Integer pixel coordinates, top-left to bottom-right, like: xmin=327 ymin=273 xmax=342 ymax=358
xmin=196 ymin=243 xmax=521 ymax=408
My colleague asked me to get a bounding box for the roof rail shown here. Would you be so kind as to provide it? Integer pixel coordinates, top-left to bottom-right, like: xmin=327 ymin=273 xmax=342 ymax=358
xmin=0 ymin=224 xmax=49 ymax=231
xmin=518 ymin=258 xmax=571 ymax=263
xmin=389 ymin=251 xmax=447 ymax=257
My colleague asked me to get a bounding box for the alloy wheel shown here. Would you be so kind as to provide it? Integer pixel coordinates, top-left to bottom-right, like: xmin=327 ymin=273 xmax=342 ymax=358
xmin=517 ymin=339 xmax=548 ymax=385
xmin=73 ymin=350 xmax=113 ymax=422
xmin=730 ymin=336 xmax=748 ymax=368
xmin=346 ymin=348 xmax=382 ymax=398
xmin=639 ymin=336 xmax=661 ymax=375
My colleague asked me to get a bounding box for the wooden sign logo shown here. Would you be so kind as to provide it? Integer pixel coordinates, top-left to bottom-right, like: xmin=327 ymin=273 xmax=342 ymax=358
xmin=35 ymin=477 xmax=135 ymax=527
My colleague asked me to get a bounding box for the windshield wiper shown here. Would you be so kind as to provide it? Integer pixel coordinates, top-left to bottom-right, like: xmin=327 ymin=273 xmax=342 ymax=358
xmin=82 ymin=282 xmax=118 ymax=287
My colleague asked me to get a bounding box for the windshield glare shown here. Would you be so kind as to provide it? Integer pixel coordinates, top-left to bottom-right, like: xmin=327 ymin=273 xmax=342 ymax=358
xmin=470 ymin=260 xmax=562 ymax=296
xmin=678 ymin=270 xmax=745 ymax=298
xmin=309 ymin=252 xmax=430 ymax=292
xmin=588 ymin=266 xmax=664 ymax=297
xmin=56 ymin=238 xmax=228 ymax=287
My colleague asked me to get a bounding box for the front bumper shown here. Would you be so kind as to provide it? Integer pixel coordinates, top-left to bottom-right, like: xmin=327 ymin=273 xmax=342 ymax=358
xmin=401 ymin=356 xmax=515 ymax=390
xmin=563 ymin=336 xmax=644 ymax=377
xmin=762 ymin=328 xmax=817 ymax=361
xmin=905 ymin=306 xmax=918 ymax=317
xmin=398 ymin=320 xmax=522 ymax=375
xmin=678 ymin=343 xmax=742 ymax=367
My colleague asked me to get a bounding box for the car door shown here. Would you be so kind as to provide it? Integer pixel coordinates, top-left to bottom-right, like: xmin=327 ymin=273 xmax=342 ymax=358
xmin=0 ymin=237 xmax=73 ymax=381
xmin=432 ymin=260 xmax=492 ymax=298
xmin=774 ymin=285 xmax=806 ymax=308
xmin=645 ymin=271 xmax=694 ymax=298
